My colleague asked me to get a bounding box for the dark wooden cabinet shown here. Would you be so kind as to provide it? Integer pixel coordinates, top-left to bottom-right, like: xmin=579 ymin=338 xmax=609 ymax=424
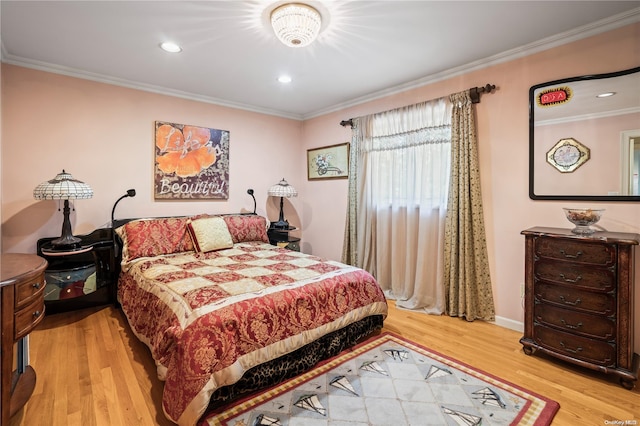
xmin=521 ymin=227 xmax=639 ymax=389
xmin=1 ymin=253 xmax=47 ymax=424
xmin=37 ymin=228 xmax=117 ymax=314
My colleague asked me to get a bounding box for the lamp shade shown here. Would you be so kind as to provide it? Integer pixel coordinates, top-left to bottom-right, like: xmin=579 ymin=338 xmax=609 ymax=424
xmin=268 ymin=178 xmax=298 ymax=198
xmin=270 ymin=3 xmax=321 ymax=48
xmin=33 ymin=170 xmax=93 ymax=200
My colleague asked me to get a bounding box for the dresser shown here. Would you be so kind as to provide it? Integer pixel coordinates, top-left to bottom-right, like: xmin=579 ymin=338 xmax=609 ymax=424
xmin=1 ymin=253 xmax=47 ymax=424
xmin=520 ymin=227 xmax=639 ymax=389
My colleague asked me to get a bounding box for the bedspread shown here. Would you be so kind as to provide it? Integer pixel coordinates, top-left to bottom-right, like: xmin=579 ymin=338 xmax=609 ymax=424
xmin=118 ymin=242 xmax=387 ymax=425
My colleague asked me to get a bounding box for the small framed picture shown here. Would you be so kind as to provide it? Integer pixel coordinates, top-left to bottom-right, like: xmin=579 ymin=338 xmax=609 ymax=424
xmin=546 ymin=137 xmax=590 ymax=173
xmin=307 ymin=142 xmax=349 ymax=180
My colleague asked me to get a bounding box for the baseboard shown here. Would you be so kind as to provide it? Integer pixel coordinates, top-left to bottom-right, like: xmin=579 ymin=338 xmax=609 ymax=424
xmin=494 ymin=315 xmax=524 ymax=333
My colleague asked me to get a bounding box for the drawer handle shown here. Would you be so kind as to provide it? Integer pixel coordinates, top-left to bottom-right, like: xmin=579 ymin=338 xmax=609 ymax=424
xmin=559 ymin=295 xmax=581 ymax=306
xmin=560 ymin=342 xmax=583 ymax=354
xmin=33 ymin=310 xmax=42 ymax=318
xmin=32 ymin=282 xmax=41 ymax=290
xmin=558 ymin=273 xmax=582 ymax=283
xmin=559 ymin=249 xmax=583 ymax=259
xmin=560 ymin=319 xmax=583 ymax=330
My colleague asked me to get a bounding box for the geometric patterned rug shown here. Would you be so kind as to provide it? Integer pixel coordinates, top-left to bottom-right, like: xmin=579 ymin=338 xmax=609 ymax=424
xmin=202 ymin=332 xmax=560 ymax=426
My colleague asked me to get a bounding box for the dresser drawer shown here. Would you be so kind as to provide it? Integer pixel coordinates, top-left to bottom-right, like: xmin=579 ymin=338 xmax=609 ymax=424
xmin=15 ymin=296 xmax=45 ymax=340
xmin=534 ymin=325 xmax=616 ymax=367
xmin=14 ymin=273 xmax=45 ymax=309
xmin=534 ymin=282 xmax=615 ymax=316
xmin=535 ymin=238 xmax=615 ymax=266
xmin=534 ymin=303 xmax=615 ymax=341
xmin=534 ymin=260 xmax=615 ymax=291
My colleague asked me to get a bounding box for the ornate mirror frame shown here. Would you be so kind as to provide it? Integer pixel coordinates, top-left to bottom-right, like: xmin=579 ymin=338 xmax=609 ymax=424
xmin=529 ymin=66 xmax=640 ymax=201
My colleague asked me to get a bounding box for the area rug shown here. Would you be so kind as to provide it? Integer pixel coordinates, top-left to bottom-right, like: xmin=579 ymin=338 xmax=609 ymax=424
xmin=201 ymin=332 xmax=559 ymax=426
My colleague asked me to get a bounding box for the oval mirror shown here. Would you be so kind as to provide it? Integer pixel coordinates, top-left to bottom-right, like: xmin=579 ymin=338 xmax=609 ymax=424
xmin=529 ymin=66 xmax=640 ymax=201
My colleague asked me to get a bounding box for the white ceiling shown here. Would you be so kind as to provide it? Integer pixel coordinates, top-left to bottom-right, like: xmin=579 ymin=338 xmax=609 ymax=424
xmin=1 ymin=1 xmax=639 ymax=120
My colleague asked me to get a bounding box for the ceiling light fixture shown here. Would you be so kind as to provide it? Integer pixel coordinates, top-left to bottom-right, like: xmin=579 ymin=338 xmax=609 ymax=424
xmin=596 ymin=92 xmax=616 ymax=98
xmin=278 ymin=75 xmax=292 ymax=83
xmin=160 ymin=42 xmax=182 ymax=53
xmin=271 ymin=3 xmax=321 ymax=48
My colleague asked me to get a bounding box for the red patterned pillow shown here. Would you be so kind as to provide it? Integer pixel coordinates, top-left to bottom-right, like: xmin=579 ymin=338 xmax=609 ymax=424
xmin=116 ymin=217 xmax=194 ymax=262
xmin=223 ymin=215 xmax=269 ymax=243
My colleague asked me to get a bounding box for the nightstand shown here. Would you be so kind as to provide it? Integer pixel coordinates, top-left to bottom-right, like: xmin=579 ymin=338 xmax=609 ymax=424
xmin=37 ymin=228 xmax=116 ymax=314
xmin=1 ymin=253 xmax=47 ymax=424
xmin=267 ymin=225 xmax=301 ymax=252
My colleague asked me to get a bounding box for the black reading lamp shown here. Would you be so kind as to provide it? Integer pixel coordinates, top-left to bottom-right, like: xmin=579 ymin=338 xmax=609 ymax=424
xmin=111 ymin=189 xmax=136 ymax=259
xmin=246 ymin=189 xmax=256 ymax=215
xmin=33 ymin=170 xmax=93 ymax=250
xmin=111 ymin=189 xmax=136 ymax=225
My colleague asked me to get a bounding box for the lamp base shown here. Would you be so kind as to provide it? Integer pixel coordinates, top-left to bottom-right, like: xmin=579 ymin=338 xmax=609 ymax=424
xmin=271 ymin=196 xmax=290 ymax=229
xmin=50 ymin=235 xmax=82 ymax=250
xmin=270 ymin=220 xmax=289 ymax=230
xmin=52 ymin=199 xmax=81 ymax=250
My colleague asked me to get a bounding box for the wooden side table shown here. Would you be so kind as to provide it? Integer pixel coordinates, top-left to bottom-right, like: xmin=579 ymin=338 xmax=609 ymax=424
xmin=37 ymin=227 xmax=116 ymax=314
xmin=1 ymin=253 xmax=47 ymax=424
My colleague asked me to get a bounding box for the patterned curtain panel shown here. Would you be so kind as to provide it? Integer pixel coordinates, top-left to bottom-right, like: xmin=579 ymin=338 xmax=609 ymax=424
xmin=342 ymin=117 xmax=364 ymax=267
xmin=444 ymin=90 xmax=495 ymax=321
xmin=342 ymin=99 xmax=452 ymax=313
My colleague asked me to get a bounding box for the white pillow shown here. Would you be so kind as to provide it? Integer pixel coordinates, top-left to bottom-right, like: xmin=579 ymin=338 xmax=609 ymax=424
xmin=187 ymin=216 xmax=234 ymax=253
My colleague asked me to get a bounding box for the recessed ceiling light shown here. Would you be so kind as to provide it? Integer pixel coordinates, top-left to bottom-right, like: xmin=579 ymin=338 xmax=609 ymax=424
xmin=160 ymin=42 xmax=182 ymax=53
xmin=596 ymin=92 xmax=616 ymax=98
xmin=278 ymin=75 xmax=292 ymax=83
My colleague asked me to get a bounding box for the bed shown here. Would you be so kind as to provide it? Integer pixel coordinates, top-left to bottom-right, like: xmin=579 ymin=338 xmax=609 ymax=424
xmin=114 ymin=214 xmax=387 ymax=425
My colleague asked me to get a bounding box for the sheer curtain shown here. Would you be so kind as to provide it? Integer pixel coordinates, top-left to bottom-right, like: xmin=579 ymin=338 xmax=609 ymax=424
xmin=343 ymin=98 xmax=452 ymax=313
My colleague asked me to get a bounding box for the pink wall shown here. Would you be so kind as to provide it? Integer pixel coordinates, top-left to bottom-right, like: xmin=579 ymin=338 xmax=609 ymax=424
xmin=301 ymin=22 xmax=640 ymax=344
xmin=1 ymin=23 xmax=639 ymax=347
xmin=1 ymin=66 xmax=303 ymax=253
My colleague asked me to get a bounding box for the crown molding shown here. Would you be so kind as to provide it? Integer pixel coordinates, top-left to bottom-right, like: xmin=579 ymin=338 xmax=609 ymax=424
xmin=0 ymin=54 xmax=305 ymax=121
xmin=2 ymin=8 xmax=638 ymax=122
xmin=303 ymin=7 xmax=640 ymax=120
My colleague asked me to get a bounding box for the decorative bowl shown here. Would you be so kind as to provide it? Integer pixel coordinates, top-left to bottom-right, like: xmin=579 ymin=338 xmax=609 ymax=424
xmin=563 ymin=208 xmax=604 ymax=235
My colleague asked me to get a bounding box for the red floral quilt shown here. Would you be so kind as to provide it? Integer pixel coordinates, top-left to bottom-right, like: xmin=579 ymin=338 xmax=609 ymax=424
xmin=118 ymin=242 xmax=387 ymax=425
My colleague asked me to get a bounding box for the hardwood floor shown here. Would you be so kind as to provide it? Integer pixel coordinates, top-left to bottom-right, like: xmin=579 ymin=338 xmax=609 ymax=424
xmin=10 ymin=301 xmax=639 ymax=425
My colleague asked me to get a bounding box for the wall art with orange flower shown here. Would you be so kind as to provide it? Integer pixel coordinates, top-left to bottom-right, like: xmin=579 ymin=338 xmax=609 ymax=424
xmin=154 ymin=121 xmax=230 ymax=199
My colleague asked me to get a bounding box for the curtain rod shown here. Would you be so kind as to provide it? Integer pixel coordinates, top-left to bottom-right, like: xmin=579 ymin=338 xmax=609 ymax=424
xmin=339 ymin=83 xmax=496 ymax=127
xmin=469 ymin=83 xmax=496 ymax=104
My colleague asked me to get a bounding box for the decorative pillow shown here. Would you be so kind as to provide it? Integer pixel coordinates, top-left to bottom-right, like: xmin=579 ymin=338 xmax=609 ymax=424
xmin=223 ymin=215 xmax=270 ymax=243
xmin=187 ymin=216 xmax=234 ymax=253
xmin=115 ymin=217 xmax=193 ymax=262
